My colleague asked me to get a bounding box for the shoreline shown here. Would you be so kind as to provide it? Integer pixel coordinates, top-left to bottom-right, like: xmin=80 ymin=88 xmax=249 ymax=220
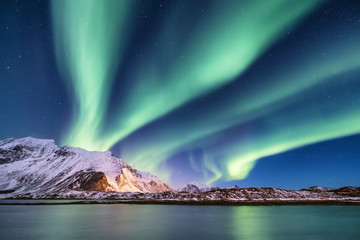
xmin=1 ymin=199 xmax=360 ymax=206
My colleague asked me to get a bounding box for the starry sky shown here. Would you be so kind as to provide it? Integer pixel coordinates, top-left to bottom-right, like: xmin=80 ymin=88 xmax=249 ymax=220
xmin=1 ymin=0 xmax=360 ymax=189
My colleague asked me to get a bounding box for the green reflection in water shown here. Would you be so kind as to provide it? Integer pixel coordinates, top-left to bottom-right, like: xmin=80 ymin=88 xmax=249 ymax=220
xmin=231 ymin=206 xmax=360 ymax=240
xmin=1 ymin=205 xmax=360 ymax=240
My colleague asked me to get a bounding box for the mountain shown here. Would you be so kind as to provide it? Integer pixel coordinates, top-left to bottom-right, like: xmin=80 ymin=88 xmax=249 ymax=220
xmin=178 ymin=182 xmax=219 ymax=193
xmin=0 ymin=137 xmax=172 ymax=197
xmin=174 ymin=187 xmax=360 ymax=202
xmin=301 ymin=186 xmax=336 ymax=192
xmin=1 ymin=137 xmax=359 ymax=202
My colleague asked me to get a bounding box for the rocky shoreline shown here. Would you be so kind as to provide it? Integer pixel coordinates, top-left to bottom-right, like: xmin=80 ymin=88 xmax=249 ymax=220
xmin=1 ymin=199 xmax=360 ymax=206
xmin=2 ymin=186 xmax=360 ymax=204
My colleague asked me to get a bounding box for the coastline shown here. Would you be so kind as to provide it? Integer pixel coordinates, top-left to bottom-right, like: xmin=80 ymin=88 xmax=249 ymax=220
xmin=1 ymin=199 xmax=360 ymax=206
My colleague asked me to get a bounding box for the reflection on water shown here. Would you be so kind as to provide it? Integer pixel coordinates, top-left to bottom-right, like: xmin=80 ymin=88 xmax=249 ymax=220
xmin=233 ymin=206 xmax=267 ymax=239
xmin=232 ymin=206 xmax=360 ymax=240
xmin=0 ymin=204 xmax=359 ymax=240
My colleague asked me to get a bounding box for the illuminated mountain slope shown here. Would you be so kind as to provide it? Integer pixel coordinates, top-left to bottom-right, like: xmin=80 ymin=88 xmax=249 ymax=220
xmin=0 ymin=137 xmax=172 ymax=196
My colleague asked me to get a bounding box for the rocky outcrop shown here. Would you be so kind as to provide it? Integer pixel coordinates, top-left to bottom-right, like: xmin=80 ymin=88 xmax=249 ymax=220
xmin=69 ymin=171 xmax=111 ymax=192
xmin=332 ymin=186 xmax=360 ymax=197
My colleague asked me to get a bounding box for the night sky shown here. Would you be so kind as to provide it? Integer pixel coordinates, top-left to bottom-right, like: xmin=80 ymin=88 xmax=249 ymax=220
xmin=1 ymin=0 xmax=360 ymax=189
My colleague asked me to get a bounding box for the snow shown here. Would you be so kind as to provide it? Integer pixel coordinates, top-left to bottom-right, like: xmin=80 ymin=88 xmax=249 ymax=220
xmin=138 ymin=171 xmax=162 ymax=184
xmin=303 ymin=186 xmax=336 ymax=191
xmin=0 ymin=137 xmax=172 ymax=196
xmin=178 ymin=181 xmax=216 ymax=193
xmin=1 ymin=137 xmax=359 ymax=201
xmin=189 ymin=181 xmax=210 ymax=189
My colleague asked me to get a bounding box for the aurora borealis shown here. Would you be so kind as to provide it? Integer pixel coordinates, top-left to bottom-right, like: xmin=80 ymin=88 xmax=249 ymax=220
xmin=52 ymin=0 xmax=130 ymax=151
xmin=1 ymin=0 xmax=360 ymax=188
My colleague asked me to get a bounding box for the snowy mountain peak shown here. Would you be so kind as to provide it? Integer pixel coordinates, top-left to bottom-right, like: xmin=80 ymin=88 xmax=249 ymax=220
xmin=178 ymin=182 xmax=218 ymax=193
xmin=0 ymin=136 xmax=57 ymax=149
xmin=0 ymin=137 xmax=172 ymax=197
xmin=0 ymin=137 xmax=60 ymax=161
xmin=301 ymin=186 xmax=336 ymax=192
xmin=189 ymin=181 xmax=210 ymax=189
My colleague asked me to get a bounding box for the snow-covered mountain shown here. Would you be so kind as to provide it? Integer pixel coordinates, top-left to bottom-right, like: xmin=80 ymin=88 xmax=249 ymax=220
xmin=1 ymin=137 xmax=359 ymax=202
xmin=0 ymin=137 xmax=172 ymax=196
xmin=301 ymin=186 xmax=336 ymax=192
xmin=178 ymin=181 xmax=219 ymax=193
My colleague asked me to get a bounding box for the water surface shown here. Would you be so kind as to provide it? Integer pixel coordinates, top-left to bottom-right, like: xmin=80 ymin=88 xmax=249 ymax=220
xmin=0 ymin=204 xmax=359 ymax=240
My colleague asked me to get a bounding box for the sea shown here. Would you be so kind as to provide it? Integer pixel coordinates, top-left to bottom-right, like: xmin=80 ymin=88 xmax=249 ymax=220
xmin=0 ymin=202 xmax=359 ymax=240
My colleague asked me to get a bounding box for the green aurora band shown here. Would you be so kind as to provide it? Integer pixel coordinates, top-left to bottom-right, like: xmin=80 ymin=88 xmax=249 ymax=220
xmin=52 ymin=0 xmax=130 ymax=149
xmin=52 ymin=0 xmax=320 ymax=150
xmin=103 ymin=0 xmax=321 ymax=150
xmin=50 ymin=0 xmax=360 ymax=183
xmin=121 ymin=34 xmax=360 ymax=183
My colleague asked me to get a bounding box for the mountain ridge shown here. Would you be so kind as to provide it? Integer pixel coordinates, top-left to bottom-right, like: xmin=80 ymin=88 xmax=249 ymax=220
xmin=1 ymin=137 xmax=359 ymax=203
xmin=178 ymin=181 xmax=219 ymax=193
xmin=0 ymin=137 xmax=172 ymax=196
